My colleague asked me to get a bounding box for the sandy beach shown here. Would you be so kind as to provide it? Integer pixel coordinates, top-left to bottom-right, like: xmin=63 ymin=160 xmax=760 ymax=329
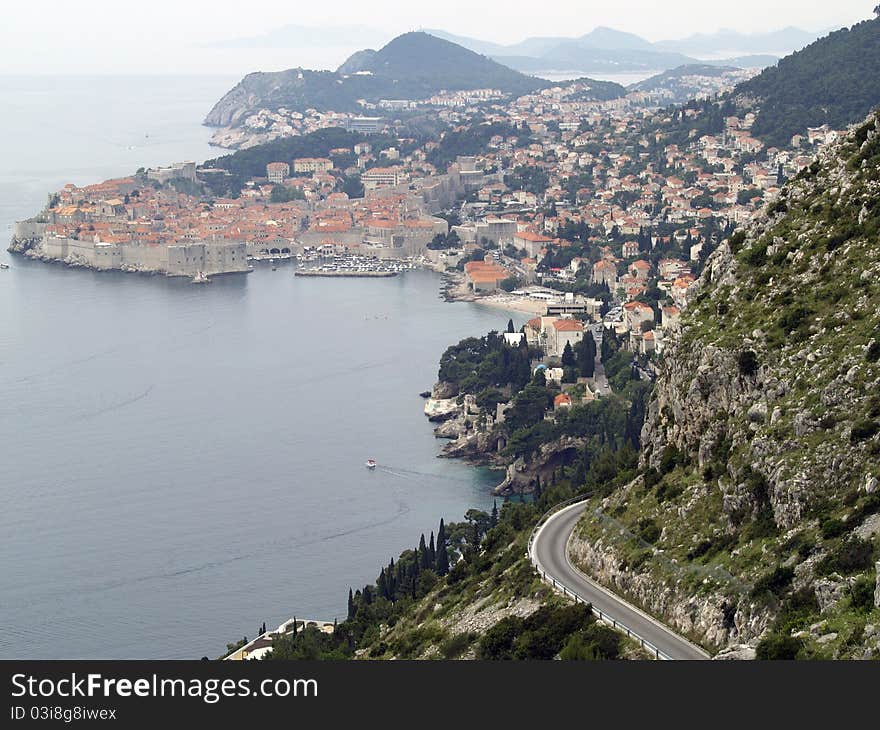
xmin=470 ymin=294 xmax=549 ymax=315
xmin=443 ymin=274 xmax=549 ymax=315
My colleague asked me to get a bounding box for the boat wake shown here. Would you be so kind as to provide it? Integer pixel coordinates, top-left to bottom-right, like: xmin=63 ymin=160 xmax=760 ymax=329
xmin=376 ymin=464 xmax=474 ymax=484
xmin=72 ymin=385 xmax=155 ymax=421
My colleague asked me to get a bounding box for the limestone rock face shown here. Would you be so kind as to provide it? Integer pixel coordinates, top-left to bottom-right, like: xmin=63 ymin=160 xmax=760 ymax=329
xmin=641 ymin=117 xmax=880 ymax=538
xmin=569 ymin=528 xmax=770 ymax=648
xmin=493 ymin=436 xmax=587 ymax=496
xmin=713 ymin=644 xmax=757 ymax=660
xmin=432 ymin=381 xmax=459 ymax=400
xmin=204 ymin=72 xmax=283 ymax=127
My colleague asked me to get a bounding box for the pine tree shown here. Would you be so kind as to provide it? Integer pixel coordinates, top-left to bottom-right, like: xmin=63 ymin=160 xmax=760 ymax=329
xmin=436 ymin=519 xmax=450 ymax=576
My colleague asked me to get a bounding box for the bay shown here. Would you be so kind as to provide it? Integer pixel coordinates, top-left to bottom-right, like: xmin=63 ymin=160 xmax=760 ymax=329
xmin=0 ymin=76 xmax=521 ymax=659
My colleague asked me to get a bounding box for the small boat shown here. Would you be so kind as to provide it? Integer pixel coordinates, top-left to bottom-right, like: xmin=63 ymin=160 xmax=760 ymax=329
xmin=0 ymin=263 xmax=9 ymax=270
xmin=191 ymin=271 xmax=210 ymax=284
xmin=365 ymin=459 xmax=377 ymax=470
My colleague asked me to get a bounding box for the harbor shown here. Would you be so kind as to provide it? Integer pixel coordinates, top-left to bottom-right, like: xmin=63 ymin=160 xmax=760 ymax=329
xmin=294 ymin=253 xmax=416 ymax=277
xmin=295 ymin=269 xmax=397 ymax=278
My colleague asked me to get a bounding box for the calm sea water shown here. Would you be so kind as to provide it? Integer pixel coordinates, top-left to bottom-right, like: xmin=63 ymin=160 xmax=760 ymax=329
xmin=0 ymin=76 xmax=521 ymax=659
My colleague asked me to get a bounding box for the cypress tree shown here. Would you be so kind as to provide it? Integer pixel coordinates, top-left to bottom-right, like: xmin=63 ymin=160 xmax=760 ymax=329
xmin=428 ymin=531 xmax=436 ymax=567
xmin=436 ymin=519 xmax=449 ymax=576
xmin=388 ymin=558 xmax=397 ymax=600
xmin=418 ymin=533 xmax=431 ymax=569
xmin=490 ymin=500 xmax=499 ymax=528
xmin=347 ymin=588 xmax=355 ymax=620
xmin=507 ymin=318 xmax=515 ymax=333
xmin=377 ymin=568 xmax=388 ymax=600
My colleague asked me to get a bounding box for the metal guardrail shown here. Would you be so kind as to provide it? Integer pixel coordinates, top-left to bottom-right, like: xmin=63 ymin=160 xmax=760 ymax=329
xmin=527 ymin=497 xmax=673 ymax=660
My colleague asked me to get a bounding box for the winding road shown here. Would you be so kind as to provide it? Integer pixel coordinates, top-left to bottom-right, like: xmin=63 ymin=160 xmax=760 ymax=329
xmin=529 ymin=500 xmax=710 ymax=660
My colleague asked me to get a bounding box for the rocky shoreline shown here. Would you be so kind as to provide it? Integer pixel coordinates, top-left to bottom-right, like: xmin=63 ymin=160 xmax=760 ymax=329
xmin=422 ymin=380 xmax=579 ymax=496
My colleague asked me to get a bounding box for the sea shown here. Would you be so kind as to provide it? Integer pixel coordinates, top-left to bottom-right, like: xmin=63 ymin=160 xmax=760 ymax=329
xmin=0 ymin=75 xmax=523 ymax=659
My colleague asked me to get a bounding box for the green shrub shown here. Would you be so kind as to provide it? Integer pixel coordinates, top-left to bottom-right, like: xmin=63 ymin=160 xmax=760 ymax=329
xmin=658 ymin=445 xmax=683 ymax=475
xmin=637 ymin=518 xmax=661 ymax=544
xmin=686 ymin=533 xmax=737 ymax=562
xmin=773 ymin=588 xmax=819 ymax=636
xmin=777 ymin=305 xmax=813 ymax=335
xmin=850 ymin=419 xmax=879 ymax=443
xmin=744 ymin=242 xmax=768 ymax=266
xmin=818 ymin=537 xmax=875 ymax=575
xmin=780 ymin=531 xmax=816 ymax=559
xmin=559 ymin=624 xmax=621 ymax=660
xmin=756 ymin=633 xmax=803 ymax=660
xmin=850 ymin=575 xmax=876 ymax=612
xmin=656 ymin=481 xmax=685 ymax=503
xmin=440 ymin=632 xmax=476 ymax=658
xmin=819 ymin=517 xmax=847 ymax=540
xmin=750 ymin=566 xmax=795 ymax=599
xmin=850 ymin=492 xmax=880 ymax=524
xmin=728 ymin=230 xmax=747 ymax=253
xmin=643 ymin=468 xmax=661 ymax=489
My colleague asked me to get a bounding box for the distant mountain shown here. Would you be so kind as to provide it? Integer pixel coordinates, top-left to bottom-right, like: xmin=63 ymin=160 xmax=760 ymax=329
xmin=422 ymin=29 xmax=573 ymax=58
xmin=420 ymin=29 xmax=511 ymax=57
xmin=526 ymin=43 xmax=696 ymax=74
xmin=731 ymin=15 xmax=880 ymax=147
xmin=655 ymin=26 xmax=822 ymax=56
xmin=205 ymin=32 xmax=562 ymax=127
xmin=333 ymin=32 xmax=547 ymax=96
xmin=575 ymin=26 xmax=656 ymax=51
xmin=423 ymin=27 xmax=784 ymax=77
xmin=207 ymin=24 xmax=391 ymax=49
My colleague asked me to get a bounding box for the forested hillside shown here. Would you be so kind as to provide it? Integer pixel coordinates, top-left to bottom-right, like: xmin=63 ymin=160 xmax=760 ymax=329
xmin=734 ymin=15 xmax=880 ymax=148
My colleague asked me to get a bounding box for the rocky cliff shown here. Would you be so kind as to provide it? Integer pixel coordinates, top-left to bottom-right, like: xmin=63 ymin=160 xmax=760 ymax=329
xmin=572 ymin=111 xmax=880 ymax=658
xmin=204 ymin=70 xmax=313 ymax=127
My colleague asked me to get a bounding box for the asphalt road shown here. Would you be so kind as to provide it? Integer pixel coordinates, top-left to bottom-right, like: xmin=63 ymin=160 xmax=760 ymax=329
xmin=530 ymin=501 xmax=710 ymax=660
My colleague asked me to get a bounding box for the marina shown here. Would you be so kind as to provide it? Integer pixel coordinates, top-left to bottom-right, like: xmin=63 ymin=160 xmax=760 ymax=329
xmin=294 ymin=254 xmax=417 ymax=278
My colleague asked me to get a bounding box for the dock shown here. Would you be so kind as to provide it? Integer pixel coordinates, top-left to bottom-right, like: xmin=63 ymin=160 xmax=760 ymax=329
xmin=295 ymin=269 xmax=397 ymax=278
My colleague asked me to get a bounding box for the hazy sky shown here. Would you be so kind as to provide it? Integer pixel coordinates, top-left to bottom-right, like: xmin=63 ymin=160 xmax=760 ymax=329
xmin=1 ymin=0 xmax=873 ymax=75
